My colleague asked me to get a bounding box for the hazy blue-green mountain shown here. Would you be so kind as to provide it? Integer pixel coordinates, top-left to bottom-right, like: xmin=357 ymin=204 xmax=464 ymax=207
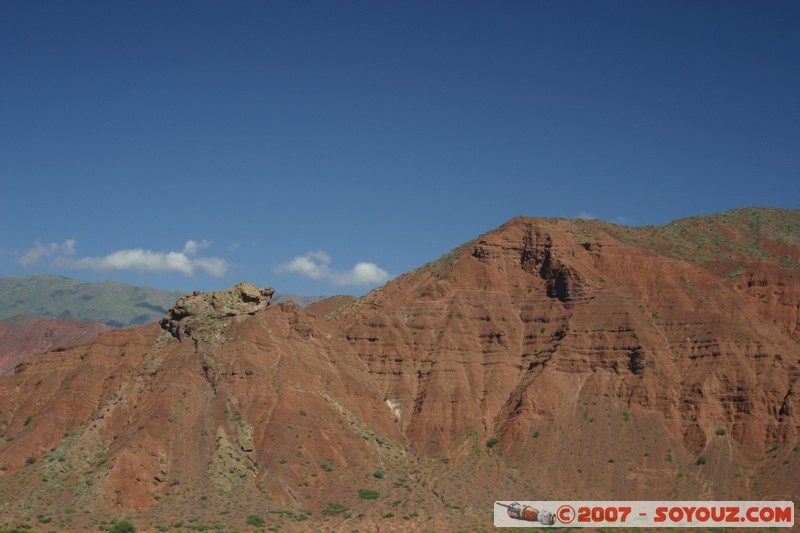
xmin=0 ymin=275 xmax=326 ymax=328
xmin=0 ymin=275 xmax=187 ymax=327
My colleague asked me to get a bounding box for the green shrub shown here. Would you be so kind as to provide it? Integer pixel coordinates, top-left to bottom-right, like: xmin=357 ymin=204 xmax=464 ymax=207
xmin=373 ymin=470 xmax=384 ymax=479
xmin=25 ymin=456 xmax=36 ymax=465
xmin=716 ymin=427 xmax=727 ymax=436
xmin=109 ymin=521 xmax=136 ymax=533
xmin=246 ymin=515 xmax=264 ymax=527
xmin=358 ymin=489 xmax=380 ymax=500
xmin=697 ymin=456 xmax=707 ymax=465
xmin=321 ymin=503 xmax=349 ymax=516
xmin=486 ymin=437 xmax=499 ymax=449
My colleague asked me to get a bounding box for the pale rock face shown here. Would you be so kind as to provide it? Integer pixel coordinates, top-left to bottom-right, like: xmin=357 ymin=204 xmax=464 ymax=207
xmin=159 ymin=282 xmax=275 ymax=340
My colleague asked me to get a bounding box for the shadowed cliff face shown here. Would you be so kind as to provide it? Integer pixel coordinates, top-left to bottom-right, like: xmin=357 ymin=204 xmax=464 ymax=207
xmin=0 ymin=211 xmax=798 ymax=531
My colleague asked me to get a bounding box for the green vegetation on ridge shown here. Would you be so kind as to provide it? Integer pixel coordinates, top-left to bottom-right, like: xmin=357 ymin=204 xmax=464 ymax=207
xmin=0 ymin=275 xmax=186 ymax=327
xmin=593 ymin=207 xmax=800 ymax=277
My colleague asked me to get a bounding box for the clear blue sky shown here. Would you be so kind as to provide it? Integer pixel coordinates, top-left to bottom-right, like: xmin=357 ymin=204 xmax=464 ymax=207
xmin=2 ymin=1 xmax=798 ymax=295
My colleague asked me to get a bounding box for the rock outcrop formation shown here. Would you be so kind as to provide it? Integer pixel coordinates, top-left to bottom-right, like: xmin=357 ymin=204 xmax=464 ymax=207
xmin=0 ymin=208 xmax=797 ymax=531
xmin=159 ymin=282 xmax=275 ymax=340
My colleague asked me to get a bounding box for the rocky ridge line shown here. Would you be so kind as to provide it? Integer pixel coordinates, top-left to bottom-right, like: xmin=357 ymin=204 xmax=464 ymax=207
xmin=159 ymin=282 xmax=275 ymax=340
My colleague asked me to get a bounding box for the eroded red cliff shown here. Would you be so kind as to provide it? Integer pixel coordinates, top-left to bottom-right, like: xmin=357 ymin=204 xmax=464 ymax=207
xmin=0 ymin=211 xmax=798 ymax=530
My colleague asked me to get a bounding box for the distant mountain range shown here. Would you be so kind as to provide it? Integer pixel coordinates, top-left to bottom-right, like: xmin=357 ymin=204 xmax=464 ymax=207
xmin=0 ymin=274 xmax=186 ymax=328
xmin=0 ymin=275 xmax=328 ymax=374
xmin=0 ymin=274 xmax=325 ymax=328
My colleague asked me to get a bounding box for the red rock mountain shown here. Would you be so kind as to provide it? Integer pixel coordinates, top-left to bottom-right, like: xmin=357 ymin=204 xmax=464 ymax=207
xmin=0 ymin=208 xmax=797 ymax=531
xmin=0 ymin=315 xmax=112 ymax=375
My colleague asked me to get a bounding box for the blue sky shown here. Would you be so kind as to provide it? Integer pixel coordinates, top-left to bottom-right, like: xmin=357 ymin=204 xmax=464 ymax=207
xmin=2 ymin=1 xmax=798 ymax=295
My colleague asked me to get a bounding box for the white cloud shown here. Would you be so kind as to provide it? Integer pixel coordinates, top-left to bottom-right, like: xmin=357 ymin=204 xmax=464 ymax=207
xmin=277 ymin=252 xmax=331 ymax=280
xmin=17 ymin=240 xmax=76 ymax=266
xmin=183 ymin=239 xmax=211 ymax=255
xmin=330 ymin=262 xmax=392 ymax=285
xmin=68 ymin=250 xmax=193 ymax=275
xmin=307 ymin=251 xmax=332 ymax=263
xmin=18 ymin=239 xmax=229 ymax=277
xmin=577 ymin=211 xmax=596 ymax=220
xmin=276 ymin=251 xmax=392 ymax=286
xmin=190 ymin=257 xmax=230 ymax=277
xmin=228 ymin=242 xmax=240 ymax=252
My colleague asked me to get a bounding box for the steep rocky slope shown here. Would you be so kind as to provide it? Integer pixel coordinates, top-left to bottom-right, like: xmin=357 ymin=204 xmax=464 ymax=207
xmin=341 ymin=214 xmax=798 ymax=504
xmin=0 ymin=209 xmax=797 ymax=531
